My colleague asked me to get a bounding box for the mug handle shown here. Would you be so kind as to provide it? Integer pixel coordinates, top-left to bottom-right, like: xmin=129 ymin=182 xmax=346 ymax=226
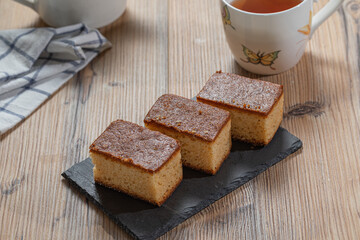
xmin=311 ymin=0 xmax=344 ymax=37
xmin=13 ymin=0 xmax=37 ymax=11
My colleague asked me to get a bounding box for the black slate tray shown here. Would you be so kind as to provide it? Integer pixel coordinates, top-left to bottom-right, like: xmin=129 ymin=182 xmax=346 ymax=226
xmin=62 ymin=127 xmax=302 ymax=240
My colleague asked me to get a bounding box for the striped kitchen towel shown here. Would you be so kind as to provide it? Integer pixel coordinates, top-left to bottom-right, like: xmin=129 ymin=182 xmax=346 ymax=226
xmin=0 ymin=23 xmax=111 ymax=135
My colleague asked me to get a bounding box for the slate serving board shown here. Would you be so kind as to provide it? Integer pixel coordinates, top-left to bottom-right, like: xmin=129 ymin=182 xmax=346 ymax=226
xmin=62 ymin=127 xmax=302 ymax=240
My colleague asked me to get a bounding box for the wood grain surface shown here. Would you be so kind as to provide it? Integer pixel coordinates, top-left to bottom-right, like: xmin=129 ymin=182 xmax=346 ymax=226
xmin=0 ymin=0 xmax=359 ymax=239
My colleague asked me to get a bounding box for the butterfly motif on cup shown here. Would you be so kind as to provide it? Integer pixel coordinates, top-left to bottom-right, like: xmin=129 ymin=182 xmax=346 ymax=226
xmin=241 ymin=45 xmax=280 ymax=70
xmin=222 ymin=5 xmax=235 ymax=30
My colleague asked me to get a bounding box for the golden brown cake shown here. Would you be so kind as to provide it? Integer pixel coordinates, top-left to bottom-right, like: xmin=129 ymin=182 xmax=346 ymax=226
xmin=89 ymin=120 xmax=182 ymax=206
xmin=197 ymin=72 xmax=284 ymax=146
xmin=144 ymin=94 xmax=231 ymax=175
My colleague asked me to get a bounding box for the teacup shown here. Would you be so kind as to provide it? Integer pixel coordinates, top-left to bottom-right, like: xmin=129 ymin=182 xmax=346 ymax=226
xmin=221 ymin=0 xmax=344 ymax=75
xmin=13 ymin=0 xmax=127 ymax=28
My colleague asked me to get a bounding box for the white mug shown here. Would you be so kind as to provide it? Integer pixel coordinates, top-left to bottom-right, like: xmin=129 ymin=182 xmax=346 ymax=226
xmin=13 ymin=0 xmax=127 ymax=28
xmin=221 ymin=0 xmax=344 ymax=75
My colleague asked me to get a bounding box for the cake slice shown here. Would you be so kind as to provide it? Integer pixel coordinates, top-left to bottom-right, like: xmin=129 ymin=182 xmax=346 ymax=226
xmin=144 ymin=94 xmax=231 ymax=175
xmin=197 ymin=72 xmax=284 ymax=146
xmin=89 ymin=120 xmax=182 ymax=206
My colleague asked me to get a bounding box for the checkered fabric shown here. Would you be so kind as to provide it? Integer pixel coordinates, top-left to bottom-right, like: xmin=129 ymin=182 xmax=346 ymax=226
xmin=0 ymin=23 xmax=111 ymax=135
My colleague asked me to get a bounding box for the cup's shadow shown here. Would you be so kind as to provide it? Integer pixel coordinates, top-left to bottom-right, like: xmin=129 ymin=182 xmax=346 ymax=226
xmin=231 ymin=50 xmax=349 ymax=118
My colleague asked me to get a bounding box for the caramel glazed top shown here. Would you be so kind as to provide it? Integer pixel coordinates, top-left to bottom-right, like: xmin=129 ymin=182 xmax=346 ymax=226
xmin=197 ymin=72 xmax=283 ymax=115
xmin=89 ymin=120 xmax=180 ymax=172
xmin=144 ymin=94 xmax=230 ymax=142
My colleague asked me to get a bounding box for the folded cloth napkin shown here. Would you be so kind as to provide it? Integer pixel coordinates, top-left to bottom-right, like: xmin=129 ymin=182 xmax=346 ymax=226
xmin=0 ymin=23 xmax=111 ymax=135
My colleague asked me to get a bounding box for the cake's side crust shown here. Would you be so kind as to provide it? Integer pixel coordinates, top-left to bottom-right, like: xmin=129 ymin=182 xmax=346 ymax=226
xmin=209 ymin=120 xmax=232 ymax=174
xmin=156 ymin=175 xmax=182 ymax=206
xmin=242 ymin=93 xmax=283 ymax=146
xmin=182 ymin=148 xmax=230 ymax=175
xmin=94 ymin=178 xmax=160 ymax=205
xmin=145 ymin=121 xmax=212 ymax=172
xmin=208 ymin=149 xmax=231 ymax=175
xmin=93 ymin=177 xmax=183 ymax=206
xmin=145 ymin=120 xmax=232 ymax=175
xmin=153 ymin=151 xmax=183 ymax=205
xmin=262 ymin=93 xmax=284 ymax=145
xmin=92 ymin=150 xmax=182 ymax=206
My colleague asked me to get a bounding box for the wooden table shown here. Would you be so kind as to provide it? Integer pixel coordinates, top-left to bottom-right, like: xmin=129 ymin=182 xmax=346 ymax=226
xmin=1 ymin=0 xmax=359 ymax=239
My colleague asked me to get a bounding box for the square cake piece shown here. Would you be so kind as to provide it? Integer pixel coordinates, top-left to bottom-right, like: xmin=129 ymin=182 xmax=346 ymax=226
xmin=89 ymin=120 xmax=182 ymax=206
xmin=197 ymin=72 xmax=284 ymax=146
xmin=144 ymin=94 xmax=231 ymax=175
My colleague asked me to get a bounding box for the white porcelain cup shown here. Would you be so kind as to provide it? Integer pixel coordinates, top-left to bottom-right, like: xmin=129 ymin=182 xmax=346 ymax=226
xmin=13 ymin=0 xmax=127 ymax=28
xmin=221 ymin=0 xmax=344 ymax=75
